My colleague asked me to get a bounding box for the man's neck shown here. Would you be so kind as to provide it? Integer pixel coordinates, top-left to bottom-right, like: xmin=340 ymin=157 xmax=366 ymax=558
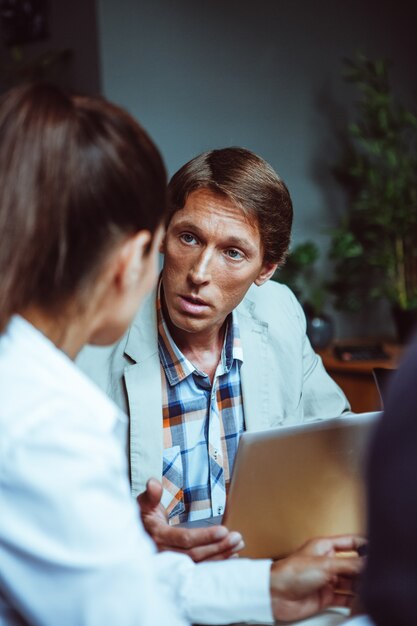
xmin=162 ymin=302 xmax=227 ymax=383
xmin=179 ymin=327 xmax=226 ymax=383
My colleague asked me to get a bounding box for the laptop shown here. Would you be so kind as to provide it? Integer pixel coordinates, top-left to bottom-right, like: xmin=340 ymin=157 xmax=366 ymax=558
xmin=180 ymin=411 xmax=380 ymax=559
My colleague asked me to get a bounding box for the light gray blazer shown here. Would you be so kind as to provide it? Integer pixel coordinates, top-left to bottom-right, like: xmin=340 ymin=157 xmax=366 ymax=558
xmin=77 ymin=280 xmax=349 ymax=496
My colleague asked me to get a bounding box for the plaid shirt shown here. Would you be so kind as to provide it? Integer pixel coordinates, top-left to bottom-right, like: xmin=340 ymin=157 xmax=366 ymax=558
xmin=157 ymin=288 xmax=245 ymax=524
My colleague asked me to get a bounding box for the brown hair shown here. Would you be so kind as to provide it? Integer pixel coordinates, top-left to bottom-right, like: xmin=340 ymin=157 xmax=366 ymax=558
xmin=167 ymin=147 xmax=293 ymax=265
xmin=0 ymin=83 xmax=167 ymax=333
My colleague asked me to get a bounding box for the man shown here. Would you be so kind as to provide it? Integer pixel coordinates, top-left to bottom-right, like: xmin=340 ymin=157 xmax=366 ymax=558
xmin=78 ymin=147 xmax=349 ymax=563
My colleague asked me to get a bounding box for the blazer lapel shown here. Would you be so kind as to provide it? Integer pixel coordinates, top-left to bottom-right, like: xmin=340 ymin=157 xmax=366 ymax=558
xmin=237 ymin=295 xmax=271 ymax=431
xmin=123 ymin=290 xmax=163 ymax=495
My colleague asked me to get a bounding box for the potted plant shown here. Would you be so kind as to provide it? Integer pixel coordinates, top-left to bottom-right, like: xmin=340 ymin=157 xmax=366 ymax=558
xmin=273 ymin=241 xmax=334 ymax=349
xmin=328 ymin=53 xmax=417 ymax=342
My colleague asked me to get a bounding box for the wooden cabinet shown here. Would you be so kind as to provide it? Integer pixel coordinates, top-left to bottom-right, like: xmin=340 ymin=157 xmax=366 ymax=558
xmin=317 ymin=342 xmax=401 ymax=413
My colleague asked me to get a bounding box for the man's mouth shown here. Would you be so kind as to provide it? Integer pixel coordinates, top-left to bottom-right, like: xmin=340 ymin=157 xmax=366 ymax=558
xmin=178 ymin=294 xmax=210 ymax=314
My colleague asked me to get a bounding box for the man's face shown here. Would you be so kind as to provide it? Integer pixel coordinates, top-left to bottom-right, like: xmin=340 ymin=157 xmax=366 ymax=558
xmin=161 ymin=189 xmax=277 ymax=338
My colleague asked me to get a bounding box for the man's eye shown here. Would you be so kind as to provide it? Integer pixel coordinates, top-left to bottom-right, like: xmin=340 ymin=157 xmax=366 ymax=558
xmin=226 ymin=249 xmax=243 ymax=260
xmin=180 ymin=233 xmax=197 ymax=245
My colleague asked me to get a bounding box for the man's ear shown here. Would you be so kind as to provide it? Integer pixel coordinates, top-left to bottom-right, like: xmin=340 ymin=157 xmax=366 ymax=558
xmin=254 ymin=261 xmax=278 ymax=286
xmin=114 ymin=230 xmax=152 ymax=292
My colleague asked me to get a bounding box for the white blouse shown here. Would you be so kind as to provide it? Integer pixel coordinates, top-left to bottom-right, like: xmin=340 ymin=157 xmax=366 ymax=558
xmin=0 ymin=316 xmax=272 ymax=625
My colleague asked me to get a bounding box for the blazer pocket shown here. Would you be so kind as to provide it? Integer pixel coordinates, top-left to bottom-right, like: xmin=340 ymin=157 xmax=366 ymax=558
xmin=162 ymin=445 xmax=185 ymax=519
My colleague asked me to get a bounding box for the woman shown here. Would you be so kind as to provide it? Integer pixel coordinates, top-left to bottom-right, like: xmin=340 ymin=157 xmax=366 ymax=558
xmin=344 ymin=335 xmax=417 ymax=626
xmin=0 ymin=83 xmax=363 ymax=626
xmin=0 ymin=82 xmax=186 ymax=626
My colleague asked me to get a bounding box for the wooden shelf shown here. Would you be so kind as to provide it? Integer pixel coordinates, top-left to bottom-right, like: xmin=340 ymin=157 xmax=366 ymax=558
xmin=317 ymin=340 xmax=401 ymax=413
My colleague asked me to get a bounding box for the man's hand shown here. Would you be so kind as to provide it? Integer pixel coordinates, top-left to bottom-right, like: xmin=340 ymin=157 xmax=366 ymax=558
xmin=137 ymin=478 xmax=245 ymax=562
xmin=269 ymin=535 xmax=366 ymax=623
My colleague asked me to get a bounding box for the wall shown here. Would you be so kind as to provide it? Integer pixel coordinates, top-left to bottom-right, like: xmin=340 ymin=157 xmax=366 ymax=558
xmin=97 ymin=0 xmax=417 ymax=338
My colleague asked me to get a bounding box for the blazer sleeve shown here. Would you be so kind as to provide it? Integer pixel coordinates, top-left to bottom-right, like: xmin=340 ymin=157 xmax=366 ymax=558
xmin=286 ymin=287 xmax=351 ymax=419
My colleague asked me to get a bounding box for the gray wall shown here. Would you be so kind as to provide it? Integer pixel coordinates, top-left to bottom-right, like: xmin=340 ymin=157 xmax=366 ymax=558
xmin=97 ymin=0 xmax=417 ymax=338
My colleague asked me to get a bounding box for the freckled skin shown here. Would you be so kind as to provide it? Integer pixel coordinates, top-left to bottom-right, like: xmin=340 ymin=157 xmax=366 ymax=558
xmin=161 ymin=189 xmax=277 ymax=352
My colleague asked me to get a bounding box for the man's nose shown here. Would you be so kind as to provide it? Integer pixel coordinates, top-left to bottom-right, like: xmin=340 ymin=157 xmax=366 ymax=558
xmin=188 ymin=249 xmax=213 ymax=285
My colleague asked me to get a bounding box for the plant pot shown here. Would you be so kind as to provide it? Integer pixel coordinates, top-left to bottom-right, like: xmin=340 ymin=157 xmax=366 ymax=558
xmin=391 ymin=306 xmax=417 ymax=344
xmin=306 ymin=314 xmax=334 ymax=350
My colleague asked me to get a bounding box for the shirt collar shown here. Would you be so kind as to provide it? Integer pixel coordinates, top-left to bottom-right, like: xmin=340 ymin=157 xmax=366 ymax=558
xmin=223 ymin=308 xmax=243 ymax=371
xmin=157 ymin=279 xmax=243 ymax=387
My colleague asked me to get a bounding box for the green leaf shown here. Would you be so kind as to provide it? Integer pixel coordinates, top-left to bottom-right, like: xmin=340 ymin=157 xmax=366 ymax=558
xmin=327 ymin=53 xmax=417 ymax=311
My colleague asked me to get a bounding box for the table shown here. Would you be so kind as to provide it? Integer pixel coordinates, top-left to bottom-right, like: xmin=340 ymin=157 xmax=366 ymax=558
xmin=317 ymin=341 xmax=401 ymax=412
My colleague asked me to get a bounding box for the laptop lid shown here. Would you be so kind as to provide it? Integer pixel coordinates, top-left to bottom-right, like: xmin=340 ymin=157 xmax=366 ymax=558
xmin=222 ymin=411 xmax=380 ymax=559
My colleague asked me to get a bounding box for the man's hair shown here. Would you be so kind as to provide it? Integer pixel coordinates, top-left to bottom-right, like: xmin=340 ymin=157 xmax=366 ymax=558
xmin=0 ymin=83 xmax=167 ymax=333
xmin=167 ymin=147 xmax=293 ymax=265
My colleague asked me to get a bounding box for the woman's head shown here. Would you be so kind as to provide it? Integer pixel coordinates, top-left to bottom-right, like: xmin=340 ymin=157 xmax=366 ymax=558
xmin=361 ymin=347 xmax=417 ymax=626
xmin=0 ymin=83 xmax=167 ymax=340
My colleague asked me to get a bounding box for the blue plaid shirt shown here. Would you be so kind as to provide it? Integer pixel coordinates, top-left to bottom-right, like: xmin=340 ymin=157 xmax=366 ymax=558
xmin=157 ymin=288 xmax=245 ymax=524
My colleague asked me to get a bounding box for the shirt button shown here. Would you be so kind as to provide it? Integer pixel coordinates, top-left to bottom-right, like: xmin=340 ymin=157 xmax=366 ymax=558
xmin=217 ymin=506 xmax=223 ymax=515
xmin=213 ymin=449 xmax=218 ymax=460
